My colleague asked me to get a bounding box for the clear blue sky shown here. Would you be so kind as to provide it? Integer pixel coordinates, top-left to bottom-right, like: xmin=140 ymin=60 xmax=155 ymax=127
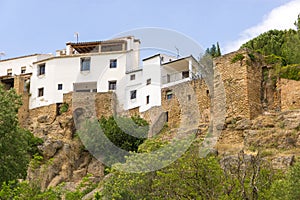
xmin=0 ymin=0 xmax=297 ymax=59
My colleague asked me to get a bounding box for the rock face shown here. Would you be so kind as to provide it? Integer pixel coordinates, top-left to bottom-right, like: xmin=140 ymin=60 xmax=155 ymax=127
xmin=217 ymin=110 xmax=300 ymax=169
xmin=25 ymin=106 xmax=104 ymax=190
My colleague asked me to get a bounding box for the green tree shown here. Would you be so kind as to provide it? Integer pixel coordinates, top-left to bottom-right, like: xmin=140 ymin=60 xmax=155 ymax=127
xmin=205 ymin=42 xmax=221 ymax=58
xmin=241 ymin=16 xmax=300 ymax=66
xmin=0 ymin=84 xmax=39 ymax=185
xmin=294 ymin=13 xmax=300 ymax=30
xmin=99 ymin=116 xmax=148 ymax=152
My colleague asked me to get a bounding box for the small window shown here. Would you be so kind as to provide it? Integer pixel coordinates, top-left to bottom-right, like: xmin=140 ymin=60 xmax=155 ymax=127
xmin=166 ymin=90 xmax=173 ymax=100
xmin=167 ymin=74 xmax=170 ymax=83
xmin=110 ymin=59 xmax=117 ymax=68
xmin=21 ymin=67 xmax=26 ymax=74
xmin=146 ymin=95 xmax=150 ymax=104
xmin=182 ymin=71 xmax=189 ymax=78
xmin=38 ymin=63 xmax=45 ymax=76
xmin=146 ymin=78 xmax=151 ymax=85
xmin=38 ymin=88 xmax=44 ymax=97
xmin=130 ymin=90 xmax=137 ymax=100
xmin=108 ymin=81 xmax=117 ymax=90
xmin=7 ymin=69 xmax=12 ymax=76
xmin=80 ymin=57 xmax=91 ymax=71
xmin=130 ymin=74 xmax=135 ymax=80
xmin=58 ymin=84 xmax=63 ymax=90
xmin=188 ymin=95 xmax=191 ymax=101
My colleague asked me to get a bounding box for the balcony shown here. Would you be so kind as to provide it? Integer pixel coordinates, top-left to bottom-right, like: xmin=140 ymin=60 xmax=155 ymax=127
xmin=162 ymin=71 xmax=190 ymax=87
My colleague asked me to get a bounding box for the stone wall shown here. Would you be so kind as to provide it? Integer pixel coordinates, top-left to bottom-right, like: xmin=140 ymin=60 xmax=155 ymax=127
xmin=214 ymin=50 xmax=263 ymax=120
xmin=13 ymin=75 xmax=30 ymax=126
xmin=63 ymin=92 xmax=116 ymax=119
xmin=261 ymin=67 xmax=281 ymax=112
xmin=161 ymin=87 xmax=181 ymax=128
xmin=95 ymin=92 xmax=117 ymax=119
xmin=160 ymin=79 xmax=210 ymax=129
xmin=245 ymin=54 xmax=263 ymax=119
xmin=280 ymin=78 xmax=300 ymax=111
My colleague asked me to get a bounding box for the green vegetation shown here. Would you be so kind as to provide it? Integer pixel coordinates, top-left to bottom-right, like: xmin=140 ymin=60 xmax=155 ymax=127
xmin=280 ymin=64 xmax=300 ymax=81
xmin=241 ymin=29 xmax=300 ymax=65
xmin=240 ymin=15 xmax=300 ymax=81
xmin=231 ymin=53 xmax=245 ymax=64
xmin=0 ymin=173 xmax=97 ymax=200
xmin=0 ymin=84 xmax=42 ymax=185
xmin=98 ymin=140 xmax=298 ymax=200
xmin=59 ymin=103 xmax=69 ymax=114
xmin=205 ymin=42 xmax=221 ymax=58
xmin=99 ymin=115 xmax=148 ymax=152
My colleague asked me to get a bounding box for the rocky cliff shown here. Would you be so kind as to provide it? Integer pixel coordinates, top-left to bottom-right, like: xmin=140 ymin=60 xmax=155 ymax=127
xmin=25 ymin=107 xmax=104 ymax=191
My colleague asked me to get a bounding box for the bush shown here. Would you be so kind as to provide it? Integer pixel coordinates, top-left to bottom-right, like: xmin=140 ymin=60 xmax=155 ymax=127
xmin=59 ymin=103 xmax=69 ymax=114
xmin=280 ymin=64 xmax=300 ymax=81
xmin=231 ymin=53 xmax=245 ymax=64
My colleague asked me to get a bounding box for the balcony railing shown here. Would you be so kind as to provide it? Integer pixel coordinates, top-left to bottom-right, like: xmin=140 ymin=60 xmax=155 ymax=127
xmin=162 ymin=71 xmax=189 ymax=85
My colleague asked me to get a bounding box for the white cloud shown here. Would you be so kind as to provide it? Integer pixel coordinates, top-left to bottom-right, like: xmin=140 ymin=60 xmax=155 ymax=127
xmin=223 ymin=0 xmax=300 ymax=54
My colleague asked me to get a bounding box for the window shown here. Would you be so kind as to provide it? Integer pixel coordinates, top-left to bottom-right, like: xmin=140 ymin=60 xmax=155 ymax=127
xmin=108 ymin=81 xmax=117 ymax=90
xmin=7 ymin=69 xmax=12 ymax=76
xmin=38 ymin=63 xmax=45 ymax=76
xmin=182 ymin=71 xmax=189 ymax=78
xmin=21 ymin=67 xmax=26 ymax=74
xmin=130 ymin=74 xmax=135 ymax=80
xmin=146 ymin=95 xmax=150 ymax=104
xmin=130 ymin=90 xmax=137 ymax=100
xmin=80 ymin=57 xmax=91 ymax=71
xmin=38 ymin=88 xmax=44 ymax=97
xmin=58 ymin=84 xmax=63 ymax=90
xmin=146 ymin=78 xmax=151 ymax=85
xmin=101 ymin=44 xmax=123 ymax=52
xmin=188 ymin=95 xmax=191 ymax=101
xmin=110 ymin=59 xmax=117 ymax=68
xmin=166 ymin=90 xmax=173 ymax=100
xmin=167 ymin=74 xmax=170 ymax=83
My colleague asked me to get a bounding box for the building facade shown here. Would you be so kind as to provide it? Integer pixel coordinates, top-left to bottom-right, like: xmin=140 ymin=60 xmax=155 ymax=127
xmin=0 ymin=36 xmax=200 ymax=114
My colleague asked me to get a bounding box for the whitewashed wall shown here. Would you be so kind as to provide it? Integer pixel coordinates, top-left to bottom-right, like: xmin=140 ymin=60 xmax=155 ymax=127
xmin=0 ymin=54 xmax=52 ymax=76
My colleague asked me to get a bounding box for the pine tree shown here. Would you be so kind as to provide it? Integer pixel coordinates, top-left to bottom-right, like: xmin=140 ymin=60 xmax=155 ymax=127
xmin=294 ymin=14 xmax=300 ymax=31
xmin=216 ymin=42 xmax=221 ymax=57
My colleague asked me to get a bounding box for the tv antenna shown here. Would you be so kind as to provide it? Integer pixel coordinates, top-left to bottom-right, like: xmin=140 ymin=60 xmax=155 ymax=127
xmin=175 ymin=46 xmax=180 ymax=58
xmin=74 ymin=32 xmax=79 ymax=43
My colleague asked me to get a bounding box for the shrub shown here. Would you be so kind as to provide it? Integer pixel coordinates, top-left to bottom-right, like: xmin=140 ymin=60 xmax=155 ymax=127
xmin=59 ymin=103 xmax=69 ymax=114
xmin=231 ymin=53 xmax=245 ymax=64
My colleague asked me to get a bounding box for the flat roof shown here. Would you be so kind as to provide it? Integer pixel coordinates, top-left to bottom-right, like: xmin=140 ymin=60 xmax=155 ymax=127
xmin=142 ymin=53 xmax=161 ymax=61
xmin=0 ymin=54 xmax=41 ymax=63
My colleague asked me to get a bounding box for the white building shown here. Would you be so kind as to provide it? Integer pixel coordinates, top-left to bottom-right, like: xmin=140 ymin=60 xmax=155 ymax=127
xmin=0 ymin=54 xmax=53 ymax=90
xmin=30 ymin=36 xmax=140 ymax=109
xmin=126 ymin=53 xmax=200 ymax=112
xmin=0 ymin=36 xmax=200 ymax=113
